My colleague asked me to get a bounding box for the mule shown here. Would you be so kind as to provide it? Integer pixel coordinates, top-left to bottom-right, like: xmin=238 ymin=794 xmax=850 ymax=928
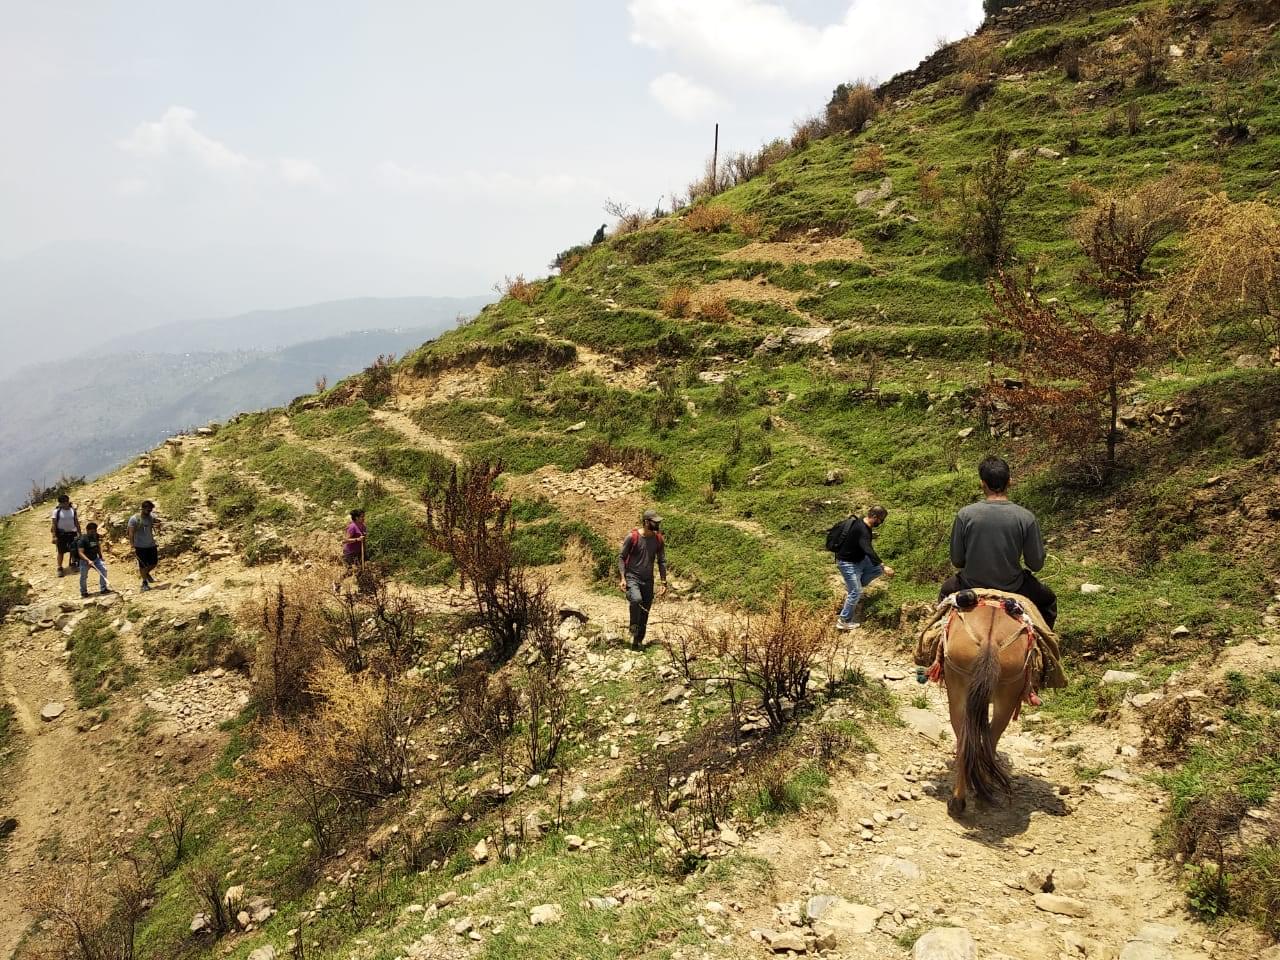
xmin=941 ymin=596 xmax=1035 ymax=816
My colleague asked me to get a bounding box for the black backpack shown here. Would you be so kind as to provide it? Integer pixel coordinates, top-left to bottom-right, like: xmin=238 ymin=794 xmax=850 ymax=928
xmin=824 ymin=517 xmax=853 ymax=553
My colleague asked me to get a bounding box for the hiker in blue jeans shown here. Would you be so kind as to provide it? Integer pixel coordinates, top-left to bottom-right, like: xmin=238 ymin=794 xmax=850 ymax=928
xmin=75 ymin=523 xmax=110 ymax=597
xmin=831 ymin=505 xmax=892 ymax=630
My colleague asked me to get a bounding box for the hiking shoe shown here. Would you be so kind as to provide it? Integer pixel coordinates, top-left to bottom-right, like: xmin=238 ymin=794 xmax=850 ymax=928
xmin=57 ymin=567 xmax=65 ymax=578
xmin=835 ymin=618 xmax=858 ymax=631
xmin=140 ymin=581 xmax=150 ymax=592
xmin=80 ymin=592 xmax=89 ymax=599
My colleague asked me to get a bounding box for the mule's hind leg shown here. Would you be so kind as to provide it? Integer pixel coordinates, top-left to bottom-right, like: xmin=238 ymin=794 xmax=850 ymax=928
xmin=946 ymin=681 xmax=969 ymax=817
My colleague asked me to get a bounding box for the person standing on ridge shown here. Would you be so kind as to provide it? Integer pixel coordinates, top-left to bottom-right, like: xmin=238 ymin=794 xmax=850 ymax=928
xmin=128 ymin=500 xmax=161 ymax=592
xmin=50 ymin=493 xmax=81 ymax=576
xmin=828 ymin=504 xmax=893 ymax=630
xmin=75 ymin=522 xmax=109 ymax=598
xmin=940 ymin=455 xmax=1057 ymax=628
xmin=618 ymin=509 xmax=667 ymax=649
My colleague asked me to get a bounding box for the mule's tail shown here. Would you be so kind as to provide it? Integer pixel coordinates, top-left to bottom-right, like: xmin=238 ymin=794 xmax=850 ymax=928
xmin=961 ymin=639 xmax=1012 ymax=803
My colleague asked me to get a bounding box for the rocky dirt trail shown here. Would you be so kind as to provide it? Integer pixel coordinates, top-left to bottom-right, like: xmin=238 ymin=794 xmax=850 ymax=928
xmin=711 ymin=627 xmax=1273 ymax=960
xmin=0 ymin=440 xmax=278 ymax=958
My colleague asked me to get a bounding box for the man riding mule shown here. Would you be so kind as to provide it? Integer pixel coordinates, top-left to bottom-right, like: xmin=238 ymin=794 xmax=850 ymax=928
xmin=916 ymin=456 xmax=1066 ymax=815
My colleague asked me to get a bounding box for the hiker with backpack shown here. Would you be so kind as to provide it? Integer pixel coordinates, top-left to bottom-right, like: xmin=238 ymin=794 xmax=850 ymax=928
xmin=50 ymin=494 xmax=81 ymax=576
xmin=618 ymin=509 xmax=667 ymax=648
xmin=127 ymin=500 xmax=161 ymax=592
xmin=826 ymin=504 xmax=893 ymax=630
xmin=75 ymin=522 xmax=109 ymax=597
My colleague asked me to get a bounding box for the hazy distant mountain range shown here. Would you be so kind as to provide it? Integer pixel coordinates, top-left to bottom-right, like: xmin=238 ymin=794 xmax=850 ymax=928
xmin=0 ymin=296 xmax=490 ymax=512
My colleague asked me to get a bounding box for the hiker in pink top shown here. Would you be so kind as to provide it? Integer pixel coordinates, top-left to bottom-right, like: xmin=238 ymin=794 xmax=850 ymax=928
xmin=342 ymin=509 xmax=367 ymax=568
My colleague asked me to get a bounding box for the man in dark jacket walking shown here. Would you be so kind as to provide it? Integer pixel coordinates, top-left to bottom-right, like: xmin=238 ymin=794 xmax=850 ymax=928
xmin=832 ymin=505 xmax=892 ymax=630
xmin=618 ymin=509 xmax=668 ymax=648
xmin=940 ymin=456 xmax=1057 ymax=627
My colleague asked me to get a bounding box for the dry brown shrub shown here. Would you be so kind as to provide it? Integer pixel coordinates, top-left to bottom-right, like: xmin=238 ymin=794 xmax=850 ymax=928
xmin=685 ymin=204 xmax=734 ymax=233
xmin=1167 ymin=194 xmax=1280 ymax=350
xmin=1218 ymin=47 xmax=1254 ymax=82
xmin=790 ymin=115 xmax=828 ymax=150
xmin=497 ymin=274 xmax=540 ymax=305
xmin=734 ymin=212 xmax=764 ymax=238
xmin=660 ymin=285 xmax=695 ymax=319
xmin=953 ymin=131 xmax=1030 ymax=271
xmin=580 ymin=440 xmax=661 ymax=479
xmin=952 ymin=33 xmax=1001 ymax=109
xmin=1067 ymin=177 xmax=1098 ymax=203
xmin=27 ymin=838 xmax=153 ymax=960
xmin=424 ymin=461 xmax=555 ymax=662
xmin=691 ymin=585 xmax=836 ymax=730
xmin=825 ymin=81 xmax=880 ymax=134
xmin=917 ymin=161 xmax=944 ymax=208
xmin=1071 ymin=174 xmax=1192 ymax=323
xmin=1129 ymin=7 xmax=1171 ymax=86
xmin=257 ymin=659 xmax=432 ymax=850
xmin=186 ymin=862 xmax=231 ymax=938
xmin=698 ymin=296 xmax=733 ymax=323
xmin=243 ymin=580 xmax=323 ymax=717
xmin=522 ymin=614 xmax=569 ymax=773
xmin=852 ymin=143 xmax=886 ymax=175
xmin=605 ymin=198 xmax=652 ymax=237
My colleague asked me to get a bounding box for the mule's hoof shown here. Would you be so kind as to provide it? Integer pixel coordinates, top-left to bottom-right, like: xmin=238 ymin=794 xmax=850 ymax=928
xmin=947 ymin=796 xmax=967 ymax=818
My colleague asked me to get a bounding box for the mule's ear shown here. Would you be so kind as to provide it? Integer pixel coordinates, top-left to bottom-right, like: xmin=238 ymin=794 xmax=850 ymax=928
xmin=956 ymin=590 xmax=978 ymax=611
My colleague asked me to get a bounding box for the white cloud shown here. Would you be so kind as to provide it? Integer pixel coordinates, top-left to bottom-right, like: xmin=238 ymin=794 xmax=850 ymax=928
xmin=628 ymin=0 xmax=984 ymax=87
xmin=117 ymin=106 xmax=252 ymax=172
xmin=114 ymin=177 xmax=148 ymax=197
xmin=648 ymin=72 xmax=725 ymax=122
xmin=376 ymin=162 xmax=604 ymax=202
xmin=278 ymin=157 xmax=329 ymax=189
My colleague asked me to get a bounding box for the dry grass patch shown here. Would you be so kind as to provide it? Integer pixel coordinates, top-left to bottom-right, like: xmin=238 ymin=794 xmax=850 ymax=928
xmin=722 ymin=237 xmax=864 ymax=265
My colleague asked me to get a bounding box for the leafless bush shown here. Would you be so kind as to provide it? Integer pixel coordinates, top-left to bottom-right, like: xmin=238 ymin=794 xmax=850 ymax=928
xmin=424 ymin=461 xmax=554 ymax=662
xmin=186 ymin=862 xmax=231 ymax=938
xmin=604 ymin=198 xmax=651 ymax=236
xmin=1129 ymin=8 xmax=1171 ymax=86
xmin=660 ymin=286 xmax=695 ymax=319
xmin=953 ymin=132 xmax=1030 ymax=272
xmin=27 ymin=838 xmax=154 ymax=960
xmin=522 ymin=616 xmax=569 ymax=773
xmin=1166 ymin=194 xmax=1280 ymax=350
xmin=691 ymin=586 xmax=836 ymax=730
xmin=825 ymin=81 xmax=880 ymax=134
xmin=159 ymin=797 xmax=192 ymax=867
xmin=314 ymin=375 xmax=328 ymax=393
xmin=456 ymin=662 xmax=519 ymax=758
xmin=244 ymin=581 xmax=322 ymax=717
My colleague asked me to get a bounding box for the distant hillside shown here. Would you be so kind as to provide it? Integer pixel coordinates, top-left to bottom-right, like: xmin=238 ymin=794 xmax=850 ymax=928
xmin=0 ymin=325 xmax=464 ymax=512
xmin=87 ymin=296 xmax=490 ymax=357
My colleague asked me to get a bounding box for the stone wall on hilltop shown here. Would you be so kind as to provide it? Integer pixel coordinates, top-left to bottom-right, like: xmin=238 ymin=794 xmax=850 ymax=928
xmin=877 ymin=0 xmax=1135 ymax=102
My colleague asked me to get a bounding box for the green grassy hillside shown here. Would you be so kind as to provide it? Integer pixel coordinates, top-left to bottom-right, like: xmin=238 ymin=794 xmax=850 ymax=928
xmin=8 ymin=2 xmax=1280 ymax=957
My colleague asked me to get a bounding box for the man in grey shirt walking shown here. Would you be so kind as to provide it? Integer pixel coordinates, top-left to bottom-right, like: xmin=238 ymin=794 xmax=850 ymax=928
xmin=939 ymin=456 xmax=1057 ymax=627
xmin=618 ymin=509 xmax=668 ymax=648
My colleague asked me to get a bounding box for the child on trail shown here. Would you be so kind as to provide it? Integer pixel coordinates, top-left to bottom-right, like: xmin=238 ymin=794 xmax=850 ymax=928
xmin=76 ymin=522 xmax=109 ymax=597
xmin=343 ymin=509 xmax=367 ymax=568
xmin=335 ymin=509 xmax=368 ymax=592
xmin=826 ymin=504 xmax=894 ymax=630
xmin=127 ymin=500 xmax=160 ymax=592
xmin=618 ymin=509 xmax=667 ymax=648
xmin=51 ymin=494 xmax=81 ymax=576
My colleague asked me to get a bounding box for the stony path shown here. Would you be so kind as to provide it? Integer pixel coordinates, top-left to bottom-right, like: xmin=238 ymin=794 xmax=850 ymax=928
xmin=716 ymin=631 xmax=1271 ymax=960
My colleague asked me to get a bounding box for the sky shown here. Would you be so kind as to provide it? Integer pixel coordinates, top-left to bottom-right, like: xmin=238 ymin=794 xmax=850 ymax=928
xmin=0 ymin=0 xmax=984 ymax=349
